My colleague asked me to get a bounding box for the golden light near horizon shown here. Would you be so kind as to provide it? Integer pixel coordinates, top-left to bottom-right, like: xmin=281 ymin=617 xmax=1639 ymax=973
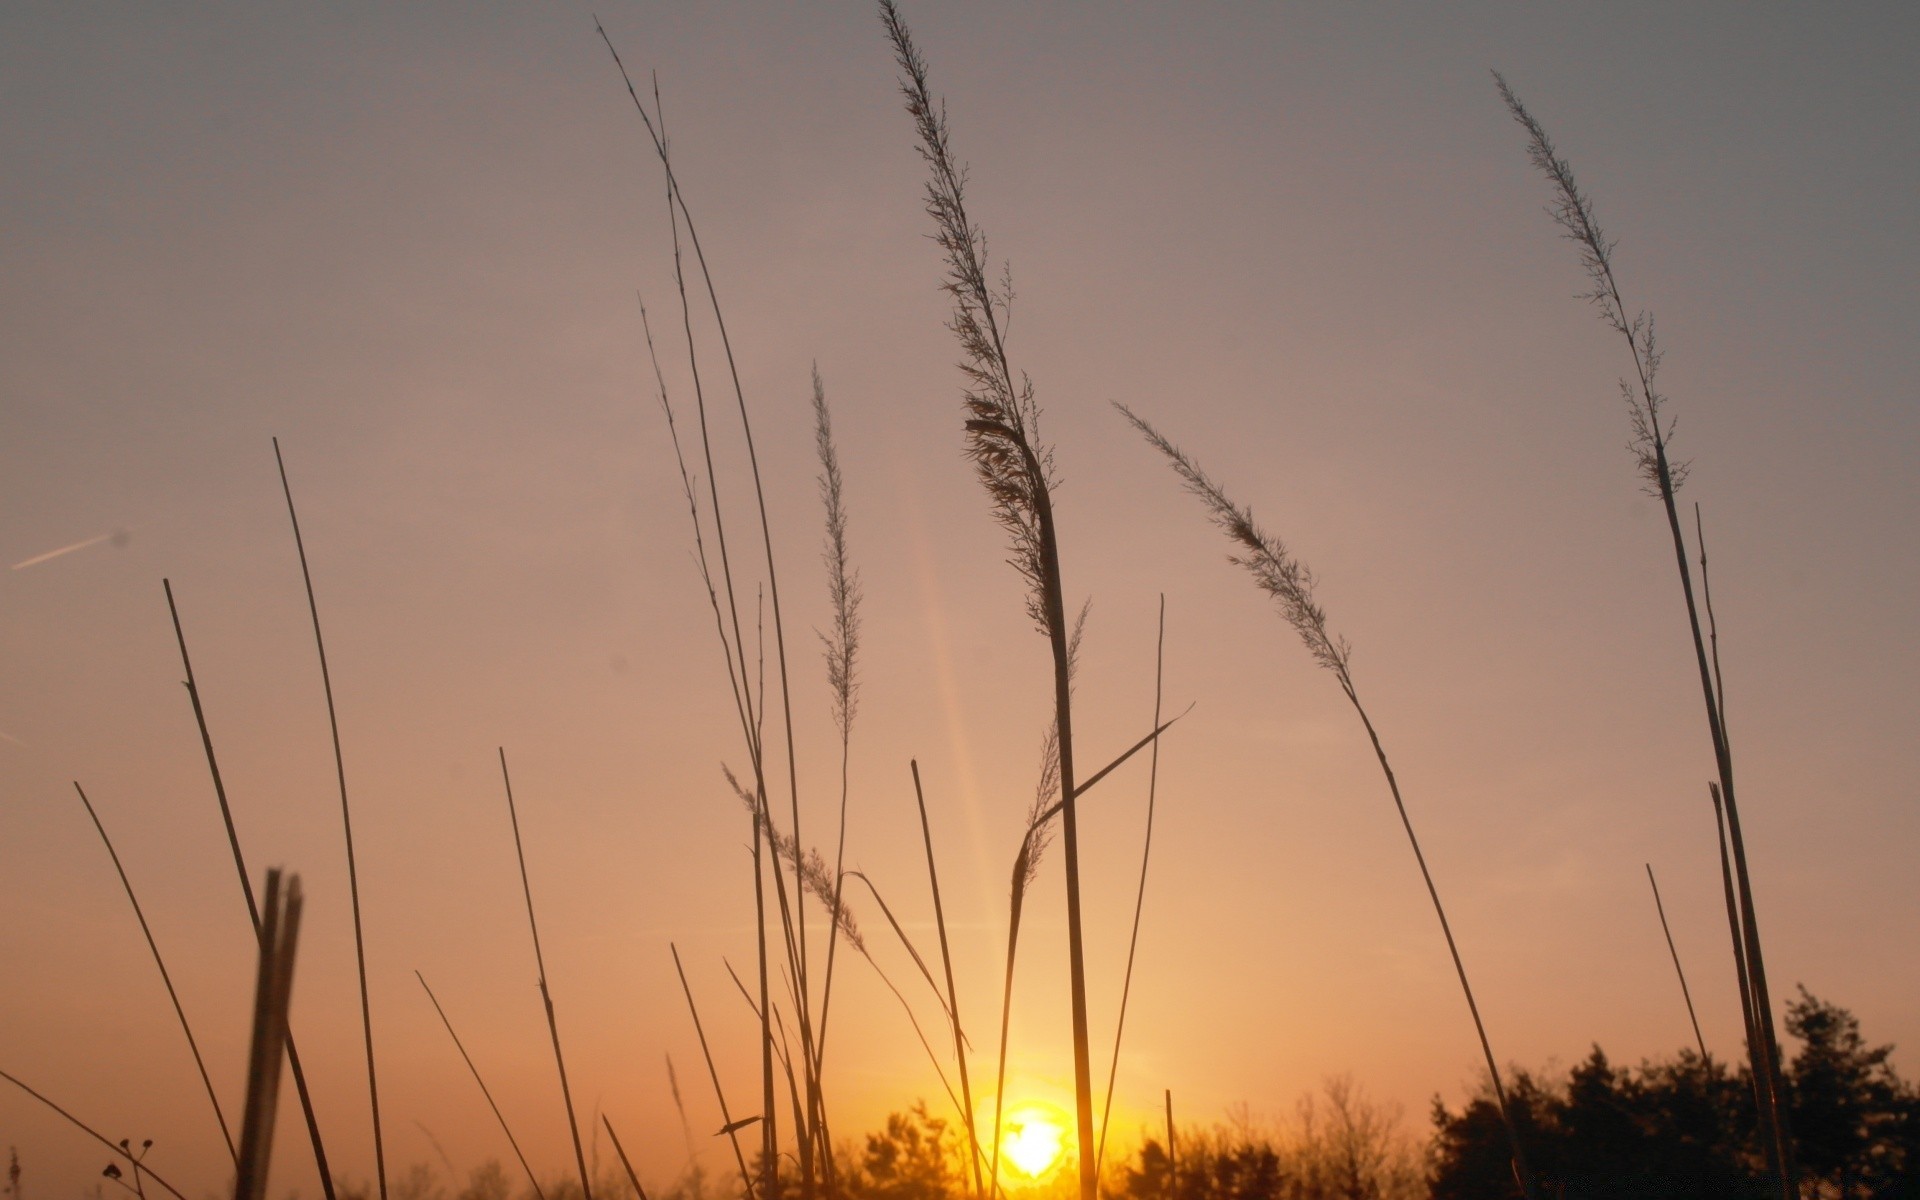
xmin=998 ymin=1100 xmax=1071 ymax=1180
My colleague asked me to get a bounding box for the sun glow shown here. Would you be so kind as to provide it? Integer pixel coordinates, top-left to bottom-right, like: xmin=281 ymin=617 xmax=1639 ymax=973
xmin=999 ymin=1101 xmax=1070 ymax=1179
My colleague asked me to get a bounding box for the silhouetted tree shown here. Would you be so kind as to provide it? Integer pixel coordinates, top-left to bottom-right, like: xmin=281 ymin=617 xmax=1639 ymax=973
xmin=1429 ymin=992 xmax=1919 ymax=1198
xmin=842 ymin=1104 xmax=963 ymax=1200
xmin=1785 ymin=988 xmax=1919 ymax=1198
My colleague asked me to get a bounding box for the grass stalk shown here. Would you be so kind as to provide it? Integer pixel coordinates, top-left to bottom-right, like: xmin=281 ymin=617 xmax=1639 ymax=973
xmin=415 ymin=972 xmax=547 ymax=1200
xmin=272 ymin=437 xmax=387 ymax=1200
xmin=1163 ymin=1090 xmax=1175 ymax=1200
xmin=670 ymin=944 xmax=755 ymax=1199
xmin=1117 ymin=404 xmax=1538 ymax=1199
xmin=162 ymin=580 xmax=336 ymax=1200
xmin=877 ymin=8 xmax=1098 ymax=1195
xmin=234 ymin=870 xmax=303 ymax=1200
xmin=601 ymin=1117 xmax=650 ymax=1200
xmin=812 ymin=366 xmax=862 ymax=1188
xmin=1095 ymin=597 xmax=1168 ymax=1176
xmin=0 ymin=1070 xmax=188 ymax=1200
xmin=70 ymin=781 xmax=233 ymax=1164
xmin=497 ymin=748 xmax=593 ymax=1200
xmin=597 ymin=36 xmax=811 ymax=1184
xmin=910 ymin=761 xmax=985 ymax=1197
xmin=1644 ymin=863 xmax=1708 ymax=1060
xmin=1494 ymin=76 xmax=1796 ymax=1197
xmin=1711 ymin=784 xmax=1777 ymax=1180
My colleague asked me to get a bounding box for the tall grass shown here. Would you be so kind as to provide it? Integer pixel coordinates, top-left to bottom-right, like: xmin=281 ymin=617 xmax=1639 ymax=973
xmin=274 ymin=437 xmax=388 ymax=1200
xmin=1115 ymin=405 xmax=1539 ymax=1200
xmin=1494 ymin=72 xmax=1797 ymax=1199
xmin=70 ymin=780 xmax=233 ymax=1165
xmin=877 ymin=6 xmax=1101 ymax=1196
xmin=234 ymin=870 xmax=304 ymax=1200
xmin=164 ymin=579 xmax=338 ymax=1200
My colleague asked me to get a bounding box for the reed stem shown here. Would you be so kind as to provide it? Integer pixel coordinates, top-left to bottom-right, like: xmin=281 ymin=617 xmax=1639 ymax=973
xmin=162 ymin=579 xmax=335 ymax=1199
xmin=273 ymin=437 xmax=386 ymax=1200
xmin=71 ymin=782 xmax=233 ymax=1164
xmin=415 ymin=972 xmax=547 ymax=1200
xmin=498 ymin=749 xmax=593 ymax=1200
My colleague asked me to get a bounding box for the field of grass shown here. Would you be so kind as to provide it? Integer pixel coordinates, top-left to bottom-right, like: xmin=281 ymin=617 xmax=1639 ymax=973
xmin=3 ymin=5 xmax=1916 ymax=1199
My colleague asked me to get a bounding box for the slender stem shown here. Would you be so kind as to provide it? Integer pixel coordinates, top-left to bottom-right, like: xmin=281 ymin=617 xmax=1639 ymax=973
xmin=1645 ymin=864 xmax=1708 ymax=1060
xmin=273 ymin=437 xmax=386 ymax=1200
xmin=603 ymin=1116 xmax=650 ymax=1200
xmin=235 ymin=871 xmax=303 ymax=1200
xmin=71 ymin=782 xmax=234 ymax=1163
xmin=498 ymin=749 xmax=592 ymax=1200
xmin=0 ymin=1070 xmax=188 ymax=1200
xmin=415 ymin=972 xmax=547 ymax=1200
xmin=163 ymin=580 xmax=335 ymax=1198
xmin=1340 ymin=683 xmax=1537 ymax=1200
xmin=911 ymin=762 xmax=985 ymax=1197
xmin=1712 ymin=784 xmax=1778 ymax=1185
xmin=1163 ymin=1090 xmax=1176 ymax=1200
xmin=1096 ymin=598 xmax=1167 ymax=1175
xmin=671 ymin=945 xmax=755 ymax=1199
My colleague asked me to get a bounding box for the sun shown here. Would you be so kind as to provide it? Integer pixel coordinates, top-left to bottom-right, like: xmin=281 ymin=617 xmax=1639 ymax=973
xmin=999 ymin=1101 xmax=1071 ymax=1180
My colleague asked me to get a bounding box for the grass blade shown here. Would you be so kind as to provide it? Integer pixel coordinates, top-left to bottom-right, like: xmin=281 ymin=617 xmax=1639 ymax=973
xmin=272 ymin=437 xmax=387 ymax=1200
xmin=415 ymin=972 xmax=547 ymax=1200
xmin=235 ymin=870 xmax=303 ymax=1200
xmin=71 ymin=782 xmax=233 ymax=1164
xmin=498 ymin=748 xmax=593 ymax=1200
xmin=163 ymin=579 xmax=336 ymax=1200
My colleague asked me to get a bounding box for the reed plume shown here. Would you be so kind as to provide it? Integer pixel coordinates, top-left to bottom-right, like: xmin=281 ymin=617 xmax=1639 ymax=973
xmin=1495 ymin=72 xmax=1795 ymax=1198
xmin=1116 ymin=402 xmax=1538 ymax=1199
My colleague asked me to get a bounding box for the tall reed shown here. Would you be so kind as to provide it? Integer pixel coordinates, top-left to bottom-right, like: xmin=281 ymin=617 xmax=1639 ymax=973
xmin=877 ymin=7 xmax=1100 ymax=1197
xmin=163 ymin=580 xmax=336 ymax=1200
xmin=1494 ymin=73 xmax=1796 ymax=1198
xmin=415 ymin=972 xmax=547 ymax=1200
xmin=596 ymin=29 xmax=822 ymax=1187
xmin=273 ymin=438 xmax=387 ymax=1200
xmin=1645 ymin=864 xmax=1708 ymax=1061
xmin=70 ymin=781 xmax=233 ymax=1164
xmin=234 ymin=869 xmax=303 ymax=1200
xmin=497 ymin=748 xmax=592 ymax=1200
xmin=1116 ymin=404 xmax=1538 ymax=1199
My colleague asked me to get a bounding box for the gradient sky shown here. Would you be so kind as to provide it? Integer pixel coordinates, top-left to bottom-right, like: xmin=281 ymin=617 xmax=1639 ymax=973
xmin=4 ymin=3 xmax=1916 ymax=1197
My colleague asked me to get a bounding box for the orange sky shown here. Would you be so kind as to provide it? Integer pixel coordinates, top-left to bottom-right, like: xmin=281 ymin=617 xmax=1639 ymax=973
xmin=4 ymin=4 xmax=1917 ymax=1197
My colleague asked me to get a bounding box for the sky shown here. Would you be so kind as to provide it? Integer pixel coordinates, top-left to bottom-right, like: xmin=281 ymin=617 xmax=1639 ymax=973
xmin=3 ymin=2 xmax=1917 ymax=1196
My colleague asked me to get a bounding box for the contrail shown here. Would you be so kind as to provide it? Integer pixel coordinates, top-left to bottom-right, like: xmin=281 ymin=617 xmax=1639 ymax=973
xmin=10 ymin=529 xmax=126 ymax=570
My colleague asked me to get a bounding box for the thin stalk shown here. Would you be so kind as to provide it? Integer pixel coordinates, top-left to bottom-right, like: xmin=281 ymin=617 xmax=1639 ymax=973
xmin=415 ymin=972 xmax=547 ymax=1200
xmin=162 ymin=580 xmax=335 ymax=1199
xmin=1495 ymin=77 xmax=1794 ymax=1197
xmin=602 ymin=1117 xmax=650 ymax=1200
xmin=71 ymin=782 xmax=233 ymax=1163
xmin=0 ymin=1071 xmax=188 ymax=1200
xmin=497 ymin=749 xmax=593 ymax=1200
xmin=671 ymin=944 xmax=755 ymax=1200
xmin=812 ymin=366 xmax=862 ymax=1195
xmin=1163 ymin=1090 xmax=1175 ymax=1200
xmin=728 ymin=965 xmax=808 ymax=1167
xmin=235 ymin=870 xmax=303 ymax=1200
xmin=1119 ymin=406 xmax=1536 ymax=1199
xmin=878 ymin=8 xmax=1096 ymax=1193
xmin=272 ymin=437 xmax=386 ymax=1200
xmin=1713 ymin=784 xmax=1779 ymax=1185
xmin=1644 ymin=864 xmax=1708 ymax=1060
xmin=910 ymin=762 xmax=985 ymax=1197
xmin=1096 ymin=597 xmax=1167 ymax=1175
xmin=598 ymin=43 xmax=794 ymax=1186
